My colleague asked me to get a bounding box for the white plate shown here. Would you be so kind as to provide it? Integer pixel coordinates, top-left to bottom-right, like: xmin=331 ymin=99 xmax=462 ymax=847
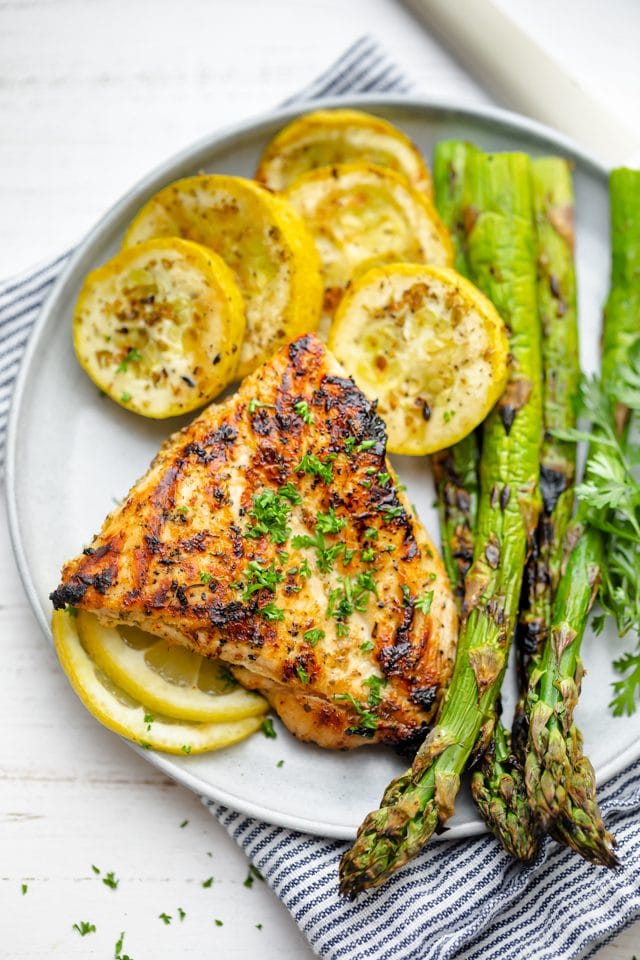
xmin=6 ymin=95 xmax=634 ymax=840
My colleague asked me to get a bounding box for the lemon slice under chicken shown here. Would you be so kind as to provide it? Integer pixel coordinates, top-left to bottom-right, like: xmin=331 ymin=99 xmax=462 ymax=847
xmin=284 ymin=162 xmax=453 ymax=337
xmin=77 ymin=612 xmax=267 ymax=723
xmin=123 ymin=174 xmax=322 ymax=378
xmin=328 ymin=263 xmax=509 ymax=456
xmin=52 ymin=611 xmax=265 ymax=755
xmin=73 ymin=237 xmax=245 ymax=418
xmin=256 ymin=108 xmax=433 ymax=196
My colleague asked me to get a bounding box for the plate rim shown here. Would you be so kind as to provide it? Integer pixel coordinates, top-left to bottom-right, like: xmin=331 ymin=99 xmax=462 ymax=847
xmin=5 ymin=92 xmax=619 ymax=839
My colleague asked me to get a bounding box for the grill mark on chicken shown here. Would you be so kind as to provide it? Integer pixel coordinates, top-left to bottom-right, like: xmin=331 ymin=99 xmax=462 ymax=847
xmin=51 ymin=334 xmax=458 ymax=749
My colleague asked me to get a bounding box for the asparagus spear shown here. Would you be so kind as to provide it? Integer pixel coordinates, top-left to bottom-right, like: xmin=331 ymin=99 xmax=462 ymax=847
xmin=472 ymin=159 xmax=579 ymax=860
xmin=431 ymin=141 xmax=479 ymax=606
xmin=339 ymin=152 xmax=542 ymax=897
xmin=522 ymin=169 xmax=638 ymax=868
xmin=516 ymin=158 xmax=580 ymax=685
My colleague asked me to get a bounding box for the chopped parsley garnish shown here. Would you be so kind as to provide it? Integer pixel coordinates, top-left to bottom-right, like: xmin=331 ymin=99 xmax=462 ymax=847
xmin=333 ymin=692 xmax=378 ymax=735
xmin=248 ymin=398 xmax=275 ymax=413
xmin=66 ymin=605 xmax=78 ymax=617
xmin=278 ymin=551 xmax=290 ymax=564
xmin=328 ymin=573 xmax=377 ymax=625
xmin=258 ymin=602 xmax=285 ymax=621
xmin=299 ymin=558 xmax=312 ymax=578
xmin=158 ymin=913 xmax=172 ymax=925
xmin=276 ymin=760 xmax=284 ymax=768
xmin=304 ymin=628 xmax=325 ymax=647
xmin=178 ymin=907 xmax=186 ymax=921
xmin=360 ymin=640 xmax=375 ymax=653
xmin=116 ymin=348 xmax=142 ymax=373
xmin=243 ymin=871 xmax=255 ymax=889
xmin=356 ymin=439 xmax=377 ymax=452
xmin=344 ymin=435 xmax=357 ymax=453
xmin=245 ymin=489 xmax=293 ymax=544
xmin=364 ymin=527 xmax=378 ymax=540
xmin=199 ymin=571 xmax=213 ymax=585
xmin=241 ymin=560 xmax=283 ymax=600
xmin=377 ymin=472 xmax=390 ymax=486
xmin=278 ymin=482 xmax=302 ymax=504
xmin=296 ymin=664 xmax=310 ymax=684
xmin=202 ymin=876 xmax=214 ymax=889
xmin=256 ymin=923 xmax=263 ymax=930
xmin=292 ymin=531 xmax=348 ymax=574
xmin=214 ymin=919 xmax=224 ymax=927
xmin=261 ymin=718 xmax=277 ymax=739
xmin=176 ymin=505 xmax=189 ymax=515
xmin=91 ymin=865 xmax=101 ymax=875
xmin=120 ymin=392 xmax=131 ymax=403
xmin=102 ymin=871 xmax=119 ymax=890
xmin=401 ymin=584 xmax=411 ymax=605
xmin=73 ymin=921 xmax=96 ymax=936
xmin=293 ymin=400 xmax=314 ymax=424
xmin=443 ymin=409 xmax=457 ymax=423
xmin=296 ymin=453 xmax=334 ymax=484
xmin=180 ymin=819 xmax=189 ymax=828
xmin=316 ymin=507 xmax=347 ymax=535
xmin=379 ymin=505 xmax=404 ymax=520
xmin=363 ymin=674 xmax=387 ymax=708
xmin=21 ymin=883 xmax=28 ymax=895
xmin=143 ymin=712 xmax=154 ymax=731
xmin=361 ymin=547 xmax=376 ymax=562
xmin=181 ymin=744 xmax=192 ymax=755
xmin=415 ymin=591 xmax=435 ymax=614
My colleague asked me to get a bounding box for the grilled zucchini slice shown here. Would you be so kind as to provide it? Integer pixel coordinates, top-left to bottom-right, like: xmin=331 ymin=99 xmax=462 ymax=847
xmin=123 ymin=175 xmax=322 ymax=378
xmin=73 ymin=238 xmax=245 ymax=418
xmin=328 ymin=263 xmax=509 ymax=456
xmin=256 ymin=108 xmax=433 ymax=196
xmin=284 ymin=162 xmax=453 ymax=337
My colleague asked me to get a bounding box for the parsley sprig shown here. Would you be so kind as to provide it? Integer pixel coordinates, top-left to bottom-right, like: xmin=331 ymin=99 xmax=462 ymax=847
xmin=556 ymin=364 xmax=640 ymax=715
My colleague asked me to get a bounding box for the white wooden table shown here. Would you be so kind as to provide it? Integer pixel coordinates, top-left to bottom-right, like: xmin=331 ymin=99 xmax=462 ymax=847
xmin=2 ymin=1 xmax=640 ymax=956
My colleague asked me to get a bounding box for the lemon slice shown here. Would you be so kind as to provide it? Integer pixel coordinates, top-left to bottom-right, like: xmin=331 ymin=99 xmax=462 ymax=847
xmin=328 ymin=263 xmax=509 ymax=456
xmin=255 ymin=108 xmax=433 ymax=196
xmin=73 ymin=237 xmax=245 ymax=418
xmin=123 ymin=175 xmax=322 ymax=378
xmin=52 ymin=610 xmax=264 ymax=754
xmin=284 ymin=162 xmax=453 ymax=338
xmin=76 ymin=612 xmax=267 ymax=723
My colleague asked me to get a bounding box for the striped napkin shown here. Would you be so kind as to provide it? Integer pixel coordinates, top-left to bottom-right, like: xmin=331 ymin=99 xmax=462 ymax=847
xmin=3 ymin=36 xmax=640 ymax=960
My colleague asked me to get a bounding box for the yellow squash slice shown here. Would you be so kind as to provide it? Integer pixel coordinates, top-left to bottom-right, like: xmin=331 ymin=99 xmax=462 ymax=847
xmin=328 ymin=263 xmax=509 ymax=456
xmin=284 ymin=162 xmax=453 ymax=337
xmin=52 ymin=610 xmax=264 ymax=755
xmin=123 ymin=175 xmax=322 ymax=378
xmin=256 ymin=108 xmax=433 ymax=196
xmin=77 ymin=611 xmax=267 ymax=723
xmin=73 ymin=237 xmax=245 ymax=418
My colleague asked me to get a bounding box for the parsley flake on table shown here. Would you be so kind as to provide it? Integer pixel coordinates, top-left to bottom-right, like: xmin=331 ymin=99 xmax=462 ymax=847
xmin=214 ymin=919 xmax=224 ymax=927
xmin=72 ymin=921 xmax=96 ymax=936
xmin=114 ymin=931 xmax=133 ymax=960
xmin=102 ymin=870 xmax=119 ymax=890
xmin=202 ymin=876 xmax=214 ymax=888
xmin=21 ymin=883 xmax=28 ymax=895
xmin=178 ymin=907 xmax=186 ymax=921
xmin=158 ymin=912 xmax=172 ymax=925
xmin=180 ymin=819 xmax=189 ymax=828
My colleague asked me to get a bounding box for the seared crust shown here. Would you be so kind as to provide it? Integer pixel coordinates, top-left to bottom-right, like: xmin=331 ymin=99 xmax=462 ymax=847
xmin=52 ymin=334 xmax=457 ymax=748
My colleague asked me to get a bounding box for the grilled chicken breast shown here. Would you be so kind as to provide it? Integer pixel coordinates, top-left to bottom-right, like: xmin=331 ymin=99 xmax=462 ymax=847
xmin=51 ymin=334 xmax=457 ymax=749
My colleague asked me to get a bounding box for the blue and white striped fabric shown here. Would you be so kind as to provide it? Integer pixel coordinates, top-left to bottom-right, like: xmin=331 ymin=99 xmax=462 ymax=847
xmin=3 ymin=36 xmax=640 ymax=960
